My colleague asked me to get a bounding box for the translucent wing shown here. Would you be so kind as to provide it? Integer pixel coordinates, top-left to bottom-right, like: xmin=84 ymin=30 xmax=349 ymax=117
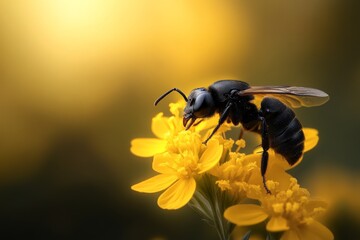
xmin=239 ymin=86 xmax=329 ymax=108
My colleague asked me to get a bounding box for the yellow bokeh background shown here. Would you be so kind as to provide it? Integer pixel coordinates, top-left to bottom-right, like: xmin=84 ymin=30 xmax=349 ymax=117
xmin=0 ymin=1 xmax=359 ymax=239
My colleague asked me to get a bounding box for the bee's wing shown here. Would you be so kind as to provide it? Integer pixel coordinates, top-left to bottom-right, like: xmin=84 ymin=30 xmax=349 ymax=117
xmin=239 ymin=86 xmax=329 ymax=108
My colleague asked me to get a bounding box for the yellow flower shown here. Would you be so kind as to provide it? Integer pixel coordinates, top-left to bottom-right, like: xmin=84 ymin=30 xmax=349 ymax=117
xmin=210 ymin=139 xmax=261 ymax=200
xmin=131 ymin=131 xmax=223 ymax=209
xmin=130 ymin=102 xmax=185 ymax=157
xmin=211 ymin=138 xmax=295 ymax=200
xmin=204 ymin=128 xmax=319 ymax=200
xmin=224 ymin=178 xmax=333 ymax=240
xmin=130 ymin=101 xmax=222 ymax=157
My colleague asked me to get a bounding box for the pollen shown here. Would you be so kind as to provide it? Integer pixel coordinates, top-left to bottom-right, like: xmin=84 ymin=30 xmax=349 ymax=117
xmin=210 ymin=146 xmax=262 ymax=199
xmin=272 ymin=203 xmax=284 ymax=214
xmin=265 ymin=180 xmax=277 ymax=191
xmin=286 ymin=189 xmax=293 ymax=198
xmin=216 ymin=180 xmax=232 ymax=191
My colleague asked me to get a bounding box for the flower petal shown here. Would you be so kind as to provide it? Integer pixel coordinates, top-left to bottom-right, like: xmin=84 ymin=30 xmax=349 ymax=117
xmin=281 ymin=229 xmax=300 ymax=240
xmin=152 ymin=153 xmax=178 ymax=174
xmin=169 ymin=102 xmax=185 ymax=117
xmin=245 ymin=153 xmax=292 ymax=193
xmin=151 ymin=113 xmax=170 ymax=139
xmin=266 ymin=216 xmax=289 ymax=232
xmin=303 ymin=128 xmax=319 ymax=152
xmin=131 ymin=174 xmax=178 ymax=193
xmin=194 ymin=116 xmax=218 ymax=132
xmin=130 ymin=138 xmax=167 ymax=157
xmin=297 ymin=221 xmax=334 ymax=240
xmin=198 ymin=139 xmax=223 ymax=173
xmin=157 ymin=177 xmax=196 ymax=209
xmin=224 ymin=204 xmax=269 ymax=226
xmin=265 ymin=164 xmax=293 ymax=191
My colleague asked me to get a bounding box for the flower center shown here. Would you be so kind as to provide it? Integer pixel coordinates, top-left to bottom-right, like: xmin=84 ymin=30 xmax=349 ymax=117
xmin=177 ymin=159 xmax=200 ymax=178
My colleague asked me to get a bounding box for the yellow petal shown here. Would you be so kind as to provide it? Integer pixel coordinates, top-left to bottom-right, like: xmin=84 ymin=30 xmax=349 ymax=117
xmin=131 ymin=174 xmax=178 ymax=193
xmin=198 ymin=140 xmax=223 ymax=173
xmin=250 ymin=148 xmax=286 ymax=169
xmin=243 ymin=153 xmax=261 ymax=165
xmin=297 ymin=221 xmax=334 ymax=240
xmin=157 ymin=178 xmax=196 ymax=209
xmin=151 ymin=113 xmax=170 ymax=139
xmin=224 ymin=204 xmax=268 ymax=226
xmin=281 ymin=229 xmax=300 ymax=240
xmin=194 ymin=116 xmax=218 ymax=132
xmin=303 ymin=128 xmax=319 ymax=152
xmin=169 ymin=101 xmax=186 ymax=117
xmin=266 ymin=216 xmax=289 ymax=232
xmin=152 ymin=153 xmax=178 ymax=174
xmin=244 ymin=153 xmax=292 ymax=193
xmin=130 ymin=138 xmax=167 ymax=157
xmin=265 ymin=164 xmax=293 ymax=191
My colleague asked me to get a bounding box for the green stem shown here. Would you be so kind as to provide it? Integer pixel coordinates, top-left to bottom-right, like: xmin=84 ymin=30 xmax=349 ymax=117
xmin=189 ymin=174 xmax=236 ymax=240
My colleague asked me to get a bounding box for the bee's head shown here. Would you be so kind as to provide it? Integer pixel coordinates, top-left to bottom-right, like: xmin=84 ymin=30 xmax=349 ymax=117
xmin=154 ymin=87 xmax=216 ymax=129
xmin=183 ymin=88 xmax=216 ymax=129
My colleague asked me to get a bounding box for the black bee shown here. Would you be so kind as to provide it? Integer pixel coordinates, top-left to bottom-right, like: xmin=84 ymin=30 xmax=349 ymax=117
xmin=154 ymin=80 xmax=329 ymax=193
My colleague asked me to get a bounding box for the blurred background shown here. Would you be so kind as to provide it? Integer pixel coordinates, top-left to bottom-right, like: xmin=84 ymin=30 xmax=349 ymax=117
xmin=0 ymin=0 xmax=359 ymax=239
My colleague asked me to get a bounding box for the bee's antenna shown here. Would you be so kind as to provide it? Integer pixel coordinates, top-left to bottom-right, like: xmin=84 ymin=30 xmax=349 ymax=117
xmin=154 ymin=88 xmax=188 ymax=106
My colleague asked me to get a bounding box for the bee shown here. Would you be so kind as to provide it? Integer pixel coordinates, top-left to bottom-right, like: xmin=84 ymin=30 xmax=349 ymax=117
xmin=154 ymin=80 xmax=329 ymax=193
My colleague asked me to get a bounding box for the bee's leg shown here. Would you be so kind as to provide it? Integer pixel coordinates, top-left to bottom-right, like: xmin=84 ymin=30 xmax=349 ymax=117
xmin=203 ymin=102 xmax=233 ymax=144
xmin=259 ymin=115 xmax=271 ymax=194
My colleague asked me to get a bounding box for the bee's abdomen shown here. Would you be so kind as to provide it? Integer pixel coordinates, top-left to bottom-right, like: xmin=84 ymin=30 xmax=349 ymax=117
xmin=261 ymin=98 xmax=305 ymax=166
xmin=271 ymin=118 xmax=305 ymax=165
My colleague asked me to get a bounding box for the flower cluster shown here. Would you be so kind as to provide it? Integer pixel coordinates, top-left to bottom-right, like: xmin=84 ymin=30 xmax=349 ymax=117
xmin=131 ymin=102 xmax=227 ymax=209
xmin=131 ymin=102 xmax=333 ymax=240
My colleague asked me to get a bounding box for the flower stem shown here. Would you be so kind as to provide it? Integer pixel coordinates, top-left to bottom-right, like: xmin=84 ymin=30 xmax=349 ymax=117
xmin=189 ymin=174 xmax=236 ymax=240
